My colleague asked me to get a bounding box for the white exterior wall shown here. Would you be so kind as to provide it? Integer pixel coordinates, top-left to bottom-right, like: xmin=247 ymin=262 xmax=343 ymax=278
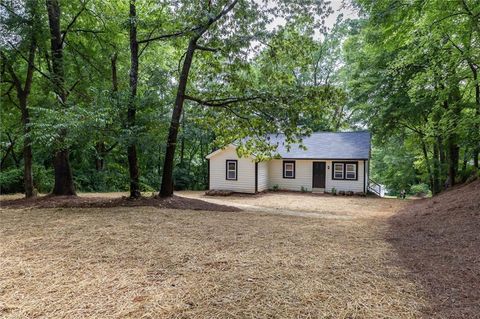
xmin=268 ymin=159 xmax=314 ymax=191
xmin=257 ymin=161 xmax=269 ymax=192
xmin=208 ymin=146 xmax=256 ymax=193
xmin=325 ymin=160 xmax=366 ymax=193
xmin=268 ymin=159 xmax=367 ymax=193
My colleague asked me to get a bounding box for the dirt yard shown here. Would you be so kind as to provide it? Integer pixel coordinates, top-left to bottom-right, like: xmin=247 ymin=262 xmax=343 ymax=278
xmin=1 ymin=188 xmax=478 ymax=318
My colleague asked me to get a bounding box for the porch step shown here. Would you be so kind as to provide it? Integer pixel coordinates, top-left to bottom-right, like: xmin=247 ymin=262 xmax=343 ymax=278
xmin=312 ymin=188 xmax=325 ymax=193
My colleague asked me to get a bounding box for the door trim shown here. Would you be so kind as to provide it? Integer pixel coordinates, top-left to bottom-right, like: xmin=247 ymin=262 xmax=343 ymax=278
xmin=312 ymin=161 xmax=326 ymax=189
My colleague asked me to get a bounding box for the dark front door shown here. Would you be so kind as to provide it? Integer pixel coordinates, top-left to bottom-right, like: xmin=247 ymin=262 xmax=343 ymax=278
xmin=313 ymin=162 xmax=326 ymax=188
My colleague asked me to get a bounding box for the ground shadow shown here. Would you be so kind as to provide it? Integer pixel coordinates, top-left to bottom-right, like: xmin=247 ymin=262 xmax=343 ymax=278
xmin=386 ymin=180 xmax=480 ymax=318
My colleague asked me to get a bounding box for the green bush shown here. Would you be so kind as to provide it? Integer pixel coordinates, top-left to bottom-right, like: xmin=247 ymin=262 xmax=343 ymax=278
xmin=33 ymin=164 xmax=54 ymax=193
xmin=0 ymin=167 xmax=23 ymax=194
xmin=409 ymin=183 xmax=430 ymax=196
xmin=459 ymin=166 xmax=479 ymax=184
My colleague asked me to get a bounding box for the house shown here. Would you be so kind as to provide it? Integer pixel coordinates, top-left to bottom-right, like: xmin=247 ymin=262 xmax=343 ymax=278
xmin=206 ymin=131 xmax=371 ymax=194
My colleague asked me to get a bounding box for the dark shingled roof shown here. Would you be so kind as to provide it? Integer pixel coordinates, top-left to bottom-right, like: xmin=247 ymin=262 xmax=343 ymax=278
xmin=267 ymin=131 xmax=371 ymax=159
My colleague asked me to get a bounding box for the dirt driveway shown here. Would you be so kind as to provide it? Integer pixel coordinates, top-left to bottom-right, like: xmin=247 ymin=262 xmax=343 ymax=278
xmin=178 ymin=191 xmax=405 ymax=219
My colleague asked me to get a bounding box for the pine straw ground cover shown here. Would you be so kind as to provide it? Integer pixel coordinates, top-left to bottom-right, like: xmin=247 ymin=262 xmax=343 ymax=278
xmin=0 ymin=188 xmax=474 ymax=318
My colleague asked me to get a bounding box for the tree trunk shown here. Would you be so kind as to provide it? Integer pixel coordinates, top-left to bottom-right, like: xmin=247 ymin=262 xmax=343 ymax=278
xmin=4 ymin=35 xmax=36 ymax=197
xmin=94 ymin=53 xmax=119 ymax=172
xmin=126 ymin=0 xmax=141 ymax=198
xmin=433 ymin=139 xmax=441 ymax=195
xmin=179 ymin=109 xmax=185 ymax=167
xmin=21 ymin=98 xmax=34 ymax=197
xmin=95 ymin=142 xmax=105 ymax=171
xmin=52 ymin=150 xmax=76 ymax=195
xmin=445 ymin=87 xmax=462 ymax=188
xmin=159 ymin=40 xmax=197 ymax=197
xmin=158 ymin=0 xmax=239 ymax=197
xmin=462 ymin=148 xmax=469 ymax=172
xmin=46 ymin=0 xmax=76 ymax=195
xmin=469 ymin=63 xmax=480 ymax=168
xmin=420 ymin=137 xmax=434 ymax=193
xmin=447 ymin=141 xmax=459 ymax=188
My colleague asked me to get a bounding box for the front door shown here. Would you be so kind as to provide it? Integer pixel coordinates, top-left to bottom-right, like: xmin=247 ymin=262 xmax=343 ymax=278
xmin=312 ymin=162 xmax=326 ymax=188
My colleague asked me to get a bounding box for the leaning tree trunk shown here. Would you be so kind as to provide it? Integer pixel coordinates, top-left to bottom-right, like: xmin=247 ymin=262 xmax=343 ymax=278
xmin=158 ymin=0 xmax=239 ymax=197
xmin=159 ymin=40 xmax=197 ymax=197
xmin=46 ymin=0 xmax=76 ymax=195
xmin=21 ymin=98 xmax=34 ymax=197
xmin=126 ymin=0 xmax=141 ymax=198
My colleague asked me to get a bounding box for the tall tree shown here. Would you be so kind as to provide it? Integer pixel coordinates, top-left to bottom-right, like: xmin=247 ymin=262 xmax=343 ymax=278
xmin=1 ymin=0 xmax=40 ymax=197
xmin=126 ymin=0 xmax=141 ymax=198
xmin=159 ymin=0 xmax=331 ymax=197
xmin=160 ymin=0 xmax=240 ymax=197
xmin=45 ymin=0 xmax=77 ymax=195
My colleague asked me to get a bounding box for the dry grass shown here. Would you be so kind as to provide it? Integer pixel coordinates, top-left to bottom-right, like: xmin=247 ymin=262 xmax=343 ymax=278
xmin=0 ymin=193 xmax=431 ymax=319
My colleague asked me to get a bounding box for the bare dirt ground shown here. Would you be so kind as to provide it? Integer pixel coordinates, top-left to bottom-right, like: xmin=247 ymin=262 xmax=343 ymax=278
xmin=1 ymin=186 xmax=478 ymax=318
xmin=180 ymin=191 xmax=405 ymax=219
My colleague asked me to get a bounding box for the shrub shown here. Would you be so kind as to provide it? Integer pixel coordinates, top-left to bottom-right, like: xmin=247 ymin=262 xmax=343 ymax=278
xmin=0 ymin=167 xmax=23 ymax=194
xmin=271 ymin=184 xmax=279 ymax=191
xmin=33 ymin=164 xmax=54 ymax=193
xmin=410 ymin=183 xmax=430 ymax=197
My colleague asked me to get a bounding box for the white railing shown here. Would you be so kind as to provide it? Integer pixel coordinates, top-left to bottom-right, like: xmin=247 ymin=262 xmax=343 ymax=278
xmin=368 ymin=179 xmax=383 ymax=197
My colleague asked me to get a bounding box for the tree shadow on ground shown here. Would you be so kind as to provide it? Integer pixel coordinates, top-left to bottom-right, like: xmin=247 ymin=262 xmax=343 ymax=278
xmin=386 ymin=180 xmax=480 ymax=318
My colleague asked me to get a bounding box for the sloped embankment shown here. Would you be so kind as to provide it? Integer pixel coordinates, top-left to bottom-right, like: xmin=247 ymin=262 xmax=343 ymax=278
xmin=388 ymin=179 xmax=480 ymax=318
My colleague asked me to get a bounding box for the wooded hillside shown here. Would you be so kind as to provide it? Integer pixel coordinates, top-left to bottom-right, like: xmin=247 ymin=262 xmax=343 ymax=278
xmin=1 ymin=0 xmax=479 ymax=197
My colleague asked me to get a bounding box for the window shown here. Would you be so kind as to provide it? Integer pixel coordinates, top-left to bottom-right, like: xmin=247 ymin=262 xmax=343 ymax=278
xmin=333 ymin=163 xmax=344 ymax=179
xmin=283 ymin=161 xmax=295 ymax=178
xmin=226 ymin=160 xmax=237 ymax=180
xmin=332 ymin=162 xmax=358 ymax=180
xmin=345 ymin=163 xmax=357 ymax=180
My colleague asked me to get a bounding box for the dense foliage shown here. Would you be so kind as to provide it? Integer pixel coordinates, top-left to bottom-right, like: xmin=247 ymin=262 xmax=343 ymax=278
xmin=343 ymin=0 xmax=479 ymax=195
xmin=1 ymin=0 xmax=478 ymax=197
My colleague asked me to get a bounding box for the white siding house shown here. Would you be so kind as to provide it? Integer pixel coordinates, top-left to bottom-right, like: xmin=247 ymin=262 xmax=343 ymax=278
xmin=206 ymin=132 xmax=371 ymax=194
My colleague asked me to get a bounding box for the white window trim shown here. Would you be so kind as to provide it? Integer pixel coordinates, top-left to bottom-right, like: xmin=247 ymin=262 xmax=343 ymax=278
xmin=283 ymin=161 xmax=295 ymax=178
xmin=226 ymin=160 xmax=237 ymax=180
xmin=345 ymin=163 xmax=357 ymax=180
xmin=333 ymin=163 xmax=344 ymax=179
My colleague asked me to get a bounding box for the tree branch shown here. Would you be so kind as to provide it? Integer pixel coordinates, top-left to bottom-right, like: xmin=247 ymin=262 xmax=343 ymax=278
xmin=6 ymin=91 xmax=20 ymax=109
xmin=68 ymin=28 xmax=105 ymax=34
xmin=1 ymin=51 xmax=23 ymax=95
xmin=1 ymin=83 xmax=15 ymax=97
xmin=61 ymin=0 xmax=90 ymax=46
xmin=66 ymin=79 xmax=80 ymax=98
xmin=7 ymin=41 xmax=51 ymax=82
xmin=184 ymin=94 xmax=262 ymax=120
xmin=105 ymin=142 xmax=119 ymax=153
xmin=195 ymin=44 xmax=220 ymax=52
xmin=137 ymin=29 xmax=190 ymax=44
xmin=184 ymin=94 xmax=263 ymax=107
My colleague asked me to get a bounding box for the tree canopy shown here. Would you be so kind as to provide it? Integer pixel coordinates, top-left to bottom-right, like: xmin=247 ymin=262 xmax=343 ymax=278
xmin=1 ymin=0 xmax=478 ymax=197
